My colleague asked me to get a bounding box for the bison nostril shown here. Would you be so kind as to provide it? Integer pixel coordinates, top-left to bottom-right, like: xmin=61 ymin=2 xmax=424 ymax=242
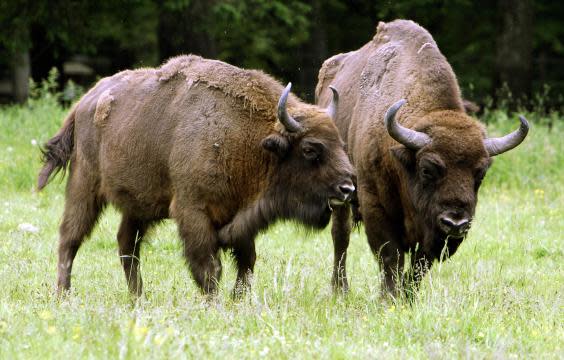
xmin=440 ymin=217 xmax=454 ymax=227
xmin=440 ymin=216 xmax=470 ymax=233
xmin=339 ymin=183 xmax=355 ymax=196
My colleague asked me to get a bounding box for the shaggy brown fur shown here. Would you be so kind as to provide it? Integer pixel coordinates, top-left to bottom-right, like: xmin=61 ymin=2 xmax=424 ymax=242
xmin=316 ymin=20 xmax=526 ymax=295
xmin=39 ymin=55 xmax=354 ymax=297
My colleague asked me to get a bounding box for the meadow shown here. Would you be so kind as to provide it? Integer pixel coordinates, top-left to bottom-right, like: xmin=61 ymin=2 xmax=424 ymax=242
xmin=0 ymin=91 xmax=562 ymax=359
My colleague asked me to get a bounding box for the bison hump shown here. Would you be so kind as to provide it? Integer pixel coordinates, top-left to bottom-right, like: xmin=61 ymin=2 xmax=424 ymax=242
xmin=155 ymin=55 xmax=287 ymax=115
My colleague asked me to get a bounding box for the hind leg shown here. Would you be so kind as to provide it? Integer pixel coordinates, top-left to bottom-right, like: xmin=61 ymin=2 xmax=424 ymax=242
xmin=117 ymin=216 xmax=152 ymax=296
xmin=56 ymin=168 xmax=104 ymax=295
xmin=175 ymin=207 xmax=222 ymax=294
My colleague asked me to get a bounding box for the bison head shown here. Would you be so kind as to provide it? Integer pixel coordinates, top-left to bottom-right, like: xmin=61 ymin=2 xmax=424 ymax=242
xmin=385 ymin=99 xmax=528 ymax=259
xmin=261 ymin=83 xmax=355 ymax=229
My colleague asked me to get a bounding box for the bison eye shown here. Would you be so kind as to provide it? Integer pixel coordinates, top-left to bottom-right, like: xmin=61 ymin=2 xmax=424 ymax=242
xmin=421 ymin=167 xmax=435 ymax=180
xmin=301 ymin=140 xmax=325 ymax=162
xmin=418 ymin=157 xmax=445 ymax=182
xmin=302 ymin=146 xmax=319 ymax=161
xmin=419 ymin=161 xmax=445 ymax=182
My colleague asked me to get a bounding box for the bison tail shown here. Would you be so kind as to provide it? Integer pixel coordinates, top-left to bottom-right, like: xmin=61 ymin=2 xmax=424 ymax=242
xmin=37 ymin=108 xmax=76 ymax=190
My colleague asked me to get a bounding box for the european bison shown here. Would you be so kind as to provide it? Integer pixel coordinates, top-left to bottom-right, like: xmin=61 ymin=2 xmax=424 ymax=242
xmin=39 ymin=55 xmax=354 ymax=296
xmin=316 ymin=20 xmax=528 ymax=295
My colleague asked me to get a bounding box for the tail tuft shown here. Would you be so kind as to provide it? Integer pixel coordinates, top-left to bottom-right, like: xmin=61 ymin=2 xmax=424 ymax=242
xmin=37 ymin=110 xmax=75 ymax=190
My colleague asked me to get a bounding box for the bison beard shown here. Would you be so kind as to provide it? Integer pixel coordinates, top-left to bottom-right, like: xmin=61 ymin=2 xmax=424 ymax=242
xmin=316 ymin=20 xmax=528 ymax=297
xmin=39 ymin=55 xmax=354 ymax=298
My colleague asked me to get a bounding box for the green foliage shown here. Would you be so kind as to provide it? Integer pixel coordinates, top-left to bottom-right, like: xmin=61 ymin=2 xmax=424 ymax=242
xmin=210 ymin=0 xmax=311 ymax=71
xmin=1 ymin=0 xmax=563 ymax=108
xmin=0 ymin=99 xmax=562 ymax=357
xmin=27 ymin=67 xmax=84 ymax=106
xmin=161 ymin=0 xmax=191 ymax=11
xmin=28 ymin=68 xmax=61 ymax=103
xmin=0 ymin=0 xmax=159 ymax=69
xmin=88 ymin=1 xmax=159 ymax=67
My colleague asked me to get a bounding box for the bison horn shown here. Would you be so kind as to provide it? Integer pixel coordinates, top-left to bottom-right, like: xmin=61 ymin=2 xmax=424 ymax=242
xmin=326 ymin=85 xmax=339 ymax=120
xmin=277 ymin=82 xmax=303 ymax=133
xmin=484 ymin=115 xmax=529 ymax=156
xmin=385 ymin=99 xmax=431 ymax=150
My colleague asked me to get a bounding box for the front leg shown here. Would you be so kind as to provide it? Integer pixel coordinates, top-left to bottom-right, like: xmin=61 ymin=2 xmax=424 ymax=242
xmin=218 ymin=201 xmax=268 ymax=298
xmin=404 ymin=247 xmax=431 ymax=299
xmin=360 ymin=189 xmax=405 ymax=298
xmin=175 ymin=207 xmax=222 ymax=295
xmin=331 ymin=204 xmax=352 ymax=293
xmin=231 ymin=241 xmax=256 ymax=298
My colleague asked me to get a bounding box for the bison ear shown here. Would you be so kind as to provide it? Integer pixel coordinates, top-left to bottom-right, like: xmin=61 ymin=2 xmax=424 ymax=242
xmin=390 ymin=145 xmax=415 ymax=170
xmin=261 ymin=134 xmax=289 ymax=158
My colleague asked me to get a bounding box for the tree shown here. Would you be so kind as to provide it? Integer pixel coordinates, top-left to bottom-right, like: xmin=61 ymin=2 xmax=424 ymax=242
xmin=0 ymin=0 xmax=158 ymax=102
xmin=496 ymin=0 xmax=534 ymax=103
xmin=0 ymin=1 xmax=38 ymax=102
xmin=209 ymin=0 xmax=311 ymax=95
xmin=157 ymin=0 xmax=218 ymax=61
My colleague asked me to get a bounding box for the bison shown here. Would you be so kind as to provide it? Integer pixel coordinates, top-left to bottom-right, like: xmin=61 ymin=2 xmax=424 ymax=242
xmin=316 ymin=20 xmax=528 ymax=296
xmin=39 ymin=55 xmax=355 ymax=297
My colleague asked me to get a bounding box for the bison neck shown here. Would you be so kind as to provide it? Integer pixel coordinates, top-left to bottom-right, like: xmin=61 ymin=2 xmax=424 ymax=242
xmin=218 ymin=190 xmax=331 ymax=248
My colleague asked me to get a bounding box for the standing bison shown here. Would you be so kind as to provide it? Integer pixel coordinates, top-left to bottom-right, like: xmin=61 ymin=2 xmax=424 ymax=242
xmin=39 ymin=55 xmax=354 ymax=296
xmin=316 ymin=20 xmax=528 ymax=295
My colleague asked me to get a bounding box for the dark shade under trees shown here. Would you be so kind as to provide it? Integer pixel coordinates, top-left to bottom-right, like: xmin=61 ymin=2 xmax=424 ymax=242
xmin=0 ymin=0 xmax=562 ymax=110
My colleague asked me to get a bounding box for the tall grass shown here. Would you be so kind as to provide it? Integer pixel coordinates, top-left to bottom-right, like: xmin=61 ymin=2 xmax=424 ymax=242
xmin=0 ymin=91 xmax=562 ymax=358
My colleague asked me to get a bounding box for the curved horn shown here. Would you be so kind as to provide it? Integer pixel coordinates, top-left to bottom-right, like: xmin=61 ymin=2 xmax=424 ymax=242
xmin=277 ymin=82 xmax=303 ymax=133
xmin=484 ymin=115 xmax=529 ymax=156
xmin=385 ymin=99 xmax=431 ymax=150
xmin=326 ymin=85 xmax=339 ymax=120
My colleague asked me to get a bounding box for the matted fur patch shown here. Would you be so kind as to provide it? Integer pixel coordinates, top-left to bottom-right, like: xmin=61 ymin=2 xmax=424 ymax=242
xmin=94 ymin=89 xmax=114 ymax=126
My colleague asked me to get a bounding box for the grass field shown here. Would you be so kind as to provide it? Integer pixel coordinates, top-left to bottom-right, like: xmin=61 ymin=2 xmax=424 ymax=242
xmin=0 ymin=95 xmax=562 ymax=359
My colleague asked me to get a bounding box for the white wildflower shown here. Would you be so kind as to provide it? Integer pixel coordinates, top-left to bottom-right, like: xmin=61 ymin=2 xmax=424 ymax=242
xmin=259 ymin=347 xmax=270 ymax=356
xmin=18 ymin=223 xmax=39 ymax=233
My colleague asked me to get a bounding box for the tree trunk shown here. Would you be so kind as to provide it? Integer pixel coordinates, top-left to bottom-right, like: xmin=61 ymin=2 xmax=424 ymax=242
xmin=496 ymin=0 xmax=533 ymax=103
xmin=12 ymin=48 xmax=31 ymax=103
xmin=299 ymin=0 xmax=327 ymax=102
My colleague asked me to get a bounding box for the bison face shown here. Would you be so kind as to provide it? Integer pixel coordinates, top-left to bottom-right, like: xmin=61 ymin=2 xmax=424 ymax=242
xmin=262 ymin=130 xmax=354 ymax=229
xmin=261 ymin=83 xmax=355 ymax=229
xmin=391 ymin=143 xmax=491 ymax=258
xmin=385 ymin=100 xmax=528 ymax=260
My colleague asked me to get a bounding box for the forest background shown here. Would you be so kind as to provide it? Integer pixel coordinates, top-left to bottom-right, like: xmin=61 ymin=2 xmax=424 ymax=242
xmin=1 ymin=0 xmax=563 ymax=111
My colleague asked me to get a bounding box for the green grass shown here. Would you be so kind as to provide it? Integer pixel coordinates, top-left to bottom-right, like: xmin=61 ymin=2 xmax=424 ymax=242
xmin=0 ymin=98 xmax=562 ymax=359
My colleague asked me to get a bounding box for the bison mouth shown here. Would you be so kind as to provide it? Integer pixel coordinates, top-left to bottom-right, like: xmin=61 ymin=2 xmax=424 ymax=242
xmin=428 ymin=233 xmax=465 ymax=261
xmin=327 ymin=192 xmax=353 ymax=211
xmin=328 ymin=198 xmax=345 ymax=210
xmin=438 ymin=225 xmax=471 ymax=239
xmin=280 ymin=186 xmax=354 ymax=229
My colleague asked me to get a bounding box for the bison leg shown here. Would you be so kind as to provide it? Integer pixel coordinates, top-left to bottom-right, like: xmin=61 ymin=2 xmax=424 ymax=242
xmin=361 ymin=194 xmax=404 ymax=297
xmin=331 ymin=205 xmax=352 ymax=293
xmin=117 ymin=216 xmax=152 ymax=296
xmin=375 ymin=239 xmax=405 ymax=297
xmin=404 ymin=248 xmax=431 ymax=298
xmin=231 ymin=241 xmax=256 ymax=299
xmin=176 ymin=209 xmax=222 ymax=295
xmin=56 ymin=168 xmax=104 ymax=295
